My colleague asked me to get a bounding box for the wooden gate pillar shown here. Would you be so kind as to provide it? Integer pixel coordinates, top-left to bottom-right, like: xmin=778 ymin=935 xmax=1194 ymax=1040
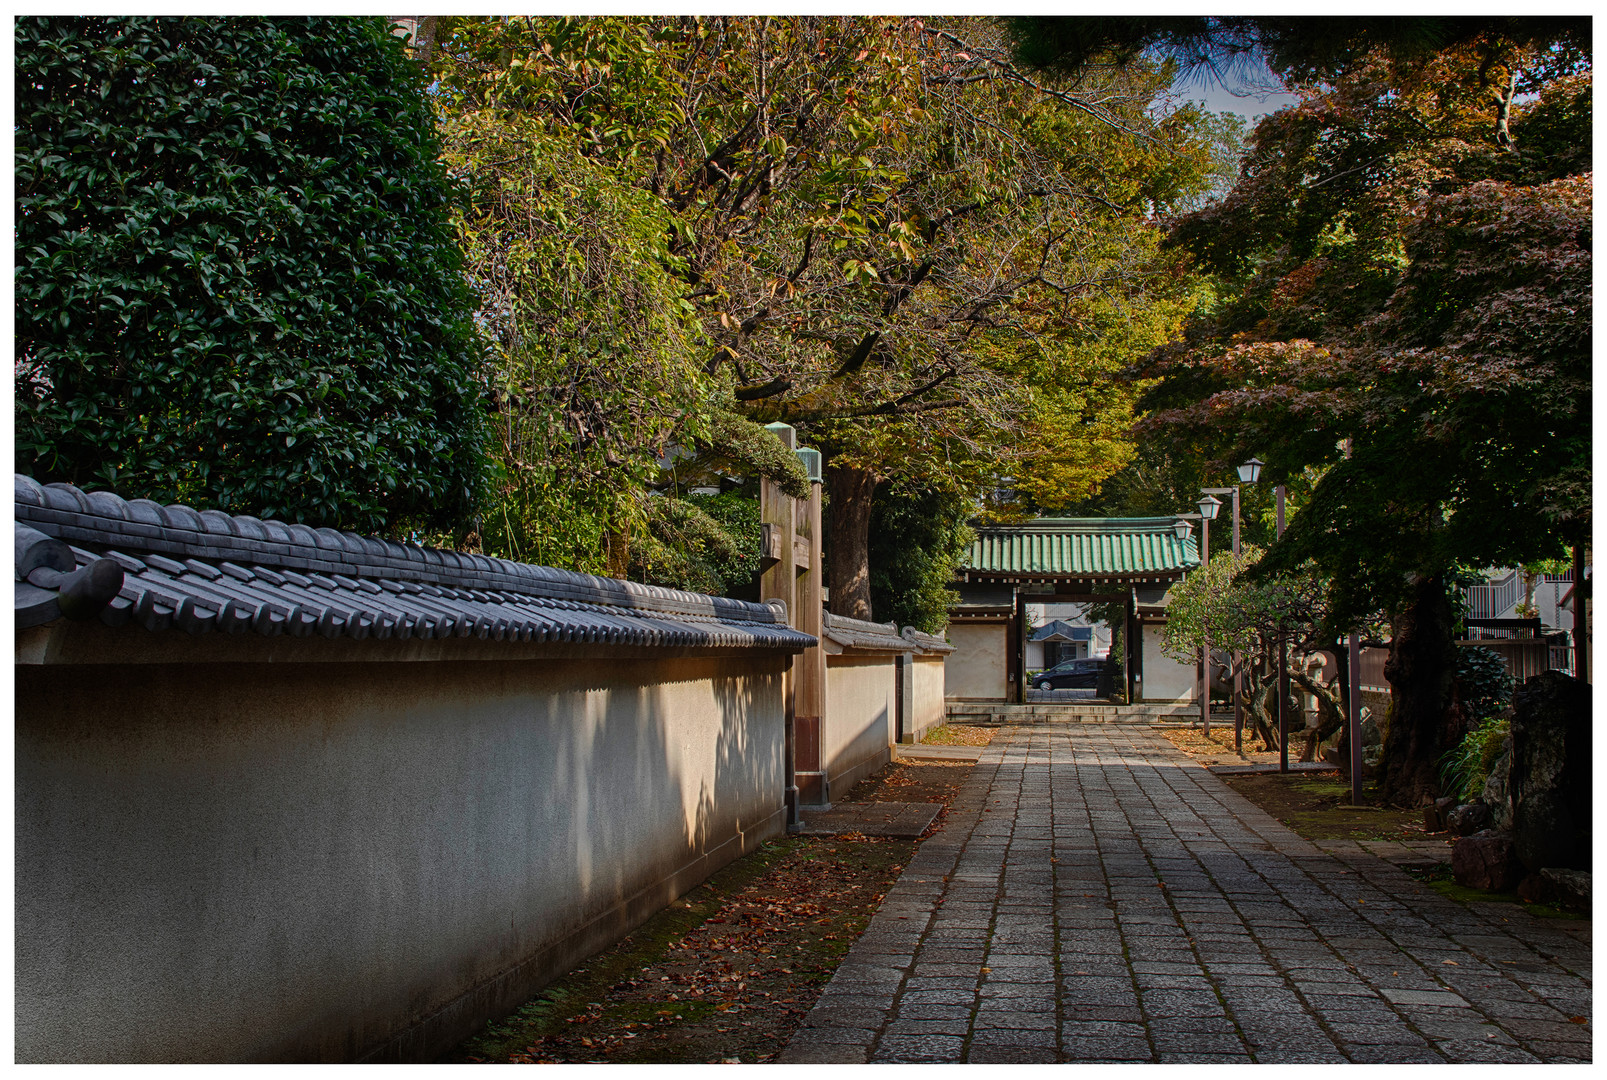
xmin=760 ymin=424 xmax=827 ymax=815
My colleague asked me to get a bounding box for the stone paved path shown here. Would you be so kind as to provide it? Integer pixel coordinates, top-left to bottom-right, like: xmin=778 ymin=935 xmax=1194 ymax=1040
xmin=779 ymin=724 xmax=1592 ymax=1063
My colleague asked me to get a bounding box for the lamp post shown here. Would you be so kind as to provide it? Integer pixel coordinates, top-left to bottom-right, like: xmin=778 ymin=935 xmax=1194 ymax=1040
xmin=1203 ymin=476 xmax=1243 ymax=750
xmin=1273 ymin=478 xmax=1289 ymax=774
xmin=1203 ymin=459 xmax=1262 ymax=752
xmin=1196 ymin=493 xmax=1222 ymax=735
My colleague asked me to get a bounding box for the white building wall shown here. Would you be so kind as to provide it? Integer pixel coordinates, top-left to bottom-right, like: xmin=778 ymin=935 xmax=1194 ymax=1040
xmin=944 ymin=622 xmax=1008 ymax=701
xmin=823 ymin=654 xmax=896 ymax=797
xmin=1139 ymin=623 xmax=1198 ymax=703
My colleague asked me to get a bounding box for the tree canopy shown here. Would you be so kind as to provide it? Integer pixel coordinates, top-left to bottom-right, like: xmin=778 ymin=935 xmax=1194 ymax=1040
xmin=1122 ymin=20 xmax=1590 ymax=802
xmin=15 ymin=16 xmax=486 ymax=534
xmin=422 ymin=16 xmax=1221 ymax=609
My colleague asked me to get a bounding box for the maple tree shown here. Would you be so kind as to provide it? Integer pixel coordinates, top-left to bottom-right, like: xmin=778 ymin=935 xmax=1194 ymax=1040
xmin=1132 ymin=26 xmax=1591 ymax=804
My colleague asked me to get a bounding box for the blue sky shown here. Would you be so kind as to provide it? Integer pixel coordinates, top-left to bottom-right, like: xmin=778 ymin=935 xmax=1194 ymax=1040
xmin=1191 ymin=79 xmax=1300 ymax=122
xmin=1177 ymin=51 xmax=1301 ymax=121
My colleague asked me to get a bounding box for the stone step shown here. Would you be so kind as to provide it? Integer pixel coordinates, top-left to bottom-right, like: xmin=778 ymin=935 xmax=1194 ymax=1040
xmin=943 ymin=701 xmax=1201 ymax=725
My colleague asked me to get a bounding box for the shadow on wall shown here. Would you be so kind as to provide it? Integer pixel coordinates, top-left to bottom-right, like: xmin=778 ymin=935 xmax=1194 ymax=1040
xmin=14 ymin=650 xmax=786 ymax=1062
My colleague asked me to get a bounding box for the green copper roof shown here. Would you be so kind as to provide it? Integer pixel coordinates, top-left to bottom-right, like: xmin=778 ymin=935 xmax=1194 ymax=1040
xmin=961 ymin=518 xmax=1200 ymax=578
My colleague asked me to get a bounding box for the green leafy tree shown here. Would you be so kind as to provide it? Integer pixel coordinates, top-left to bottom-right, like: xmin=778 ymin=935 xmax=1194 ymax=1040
xmin=429 ymin=17 xmax=808 ymax=584
xmin=425 ymin=16 xmax=1217 ymax=616
xmin=1164 ymin=546 xmax=1389 ymax=761
xmin=865 ymin=483 xmax=975 ymax=634
xmin=15 ymin=16 xmax=485 ymax=534
xmin=1131 ymin=26 xmax=1590 ymax=804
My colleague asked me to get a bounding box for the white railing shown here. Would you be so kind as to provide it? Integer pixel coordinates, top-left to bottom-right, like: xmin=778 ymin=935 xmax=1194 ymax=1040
xmin=1463 ymin=570 xmax=1521 ymax=620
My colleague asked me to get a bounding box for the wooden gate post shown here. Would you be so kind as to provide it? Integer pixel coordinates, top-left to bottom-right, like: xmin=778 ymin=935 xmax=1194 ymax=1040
xmin=760 ymin=423 xmax=827 ymax=813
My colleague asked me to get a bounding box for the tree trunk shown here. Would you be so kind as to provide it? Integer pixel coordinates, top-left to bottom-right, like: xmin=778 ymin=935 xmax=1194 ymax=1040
xmin=1291 ymin=669 xmax=1344 ymax=764
xmin=825 ymin=463 xmax=879 ymax=621
xmin=1378 ymin=573 xmax=1461 ymax=806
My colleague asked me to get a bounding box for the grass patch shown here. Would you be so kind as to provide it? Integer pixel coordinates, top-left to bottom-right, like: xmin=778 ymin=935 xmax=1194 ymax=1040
xmin=1222 ymin=770 xmax=1430 ymax=842
xmin=1405 ymin=864 xmax=1585 ymax=921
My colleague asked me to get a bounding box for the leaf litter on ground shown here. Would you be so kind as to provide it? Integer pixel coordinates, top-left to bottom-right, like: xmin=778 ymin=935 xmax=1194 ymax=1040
xmin=451 ymin=754 xmax=974 ymax=1064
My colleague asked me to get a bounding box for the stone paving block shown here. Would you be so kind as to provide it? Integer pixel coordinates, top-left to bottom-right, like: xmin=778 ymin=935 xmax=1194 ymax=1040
xmin=897 ymin=989 xmax=976 ymax=1010
xmin=1148 ymin=1015 xmax=1240 ymax=1036
xmin=1239 ymin=1028 xmax=1339 ymax=1051
xmin=1060 ymin=1037 xmax=1154 ymax=1061
xmin=1135 ymin=973 xmax=1214 ymax=991
xmin=966 ymin=1046 xmax=1059 ymax=1063
xmin=903 ymin=976 xmax=979 ymax=992
xmin=1521 ymin=1039 xmax=1593 ymax=1060
xmin=967 ymin=1027 xmax=1058 ymax=1048
xmin=775 ymin=1042 xmax=871 ymax=1063
xmin=787 ymin=1025 xmax=877 ymax=1047
xmin=1414 ymin=1019 xmax=1521 ymax=1044
xmin=1341 ymin=1045 xmax=1447 ymax=1063
xmin=1138 ymin=989 xmax=1229 ymax=1017
xmin=1151 ymin=1032 xmax=1249 ymax=1055
xmin=882 ymin=1019 xmax=971 ymax=1039
xmin=974 ymin=1007 xmax=1060 ymax=1031
xmin=913 ymin=962 xmax=987 ymax=978
xmin=813 ymin=991 xmax=897 ymax=1011
xmin=1060 ymin=1004 xmax=1146 ymax=1023
xmin=1324 ymin=1023 xmax=1437 ymax=1047
xmin=895 ymin=1004 xmax=975 ymax=1022
xmin=1432 ymin=1039 xmax=1543 ymax=1062
xmin=871 ymin=1034 xmax=967 ymax=1062
xmin=1251 ymin=1049 xmax=1351 ymax=1063
xmin=802 ymin=1005 xmax=889 ymax=1030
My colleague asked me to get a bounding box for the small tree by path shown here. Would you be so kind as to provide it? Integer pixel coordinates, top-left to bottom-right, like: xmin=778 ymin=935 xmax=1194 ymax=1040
xmin=1165 ymin=547 xmax=1388 ymax=766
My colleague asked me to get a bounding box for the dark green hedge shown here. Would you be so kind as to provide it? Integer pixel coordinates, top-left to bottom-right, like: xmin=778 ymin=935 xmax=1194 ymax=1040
xmin=16 ymin=16 xmax=485 ymax=533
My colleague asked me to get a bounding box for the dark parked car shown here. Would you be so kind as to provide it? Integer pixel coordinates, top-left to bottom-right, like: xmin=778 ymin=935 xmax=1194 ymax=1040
xmin=1033 ymin=657 xmax=1111 ymax=690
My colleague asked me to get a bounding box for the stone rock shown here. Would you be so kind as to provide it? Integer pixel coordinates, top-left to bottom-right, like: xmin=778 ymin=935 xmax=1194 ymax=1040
xmin=1447 ymin=801 xmax=1491 ymax=836
xmin=1424 ymin=795 xmax=1455 ymax=833
xmin=1515 ymin=873 xmax=1546 ymax=903
xmin=1539 ymin=867 xmax=1592 ymax=912
xmin=1451 ymin=830 xmax=1523 ymax=892
xmin=1510 ymin=671 xmax=1592 ymax=872
xmin=1480 ymin=742 xmax=1513 ymax=831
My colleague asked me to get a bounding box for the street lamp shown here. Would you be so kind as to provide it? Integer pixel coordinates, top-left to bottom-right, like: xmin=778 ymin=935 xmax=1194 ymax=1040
xmin=1204 ymin=461 xmax=1264 ymax=752
xmin=1194 ymin=494 xmax=1223 ymax=734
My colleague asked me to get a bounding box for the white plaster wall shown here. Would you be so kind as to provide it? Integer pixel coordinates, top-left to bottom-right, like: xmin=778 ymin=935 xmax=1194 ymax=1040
xmin=945 ymin=623 xmax=1007 ymax=700
xmin=823 ymin=654 xmax=895 ymax=795
xmin=1140 ymin=625 xmax=1198 ymax=703
xmin=910 ymin=655 xmax=947 ymax=741
xmin=14 ymin=652 xmax=787 ymax=1063
xmin=1025 ymin=639 xmax=1045 ymax=670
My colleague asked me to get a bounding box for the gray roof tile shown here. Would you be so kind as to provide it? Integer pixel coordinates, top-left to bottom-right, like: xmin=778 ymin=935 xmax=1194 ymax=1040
xmin=822 ymin=611 xmax=950 ymax=655
xmin=15 ymin=475 xmax=814 ymax=652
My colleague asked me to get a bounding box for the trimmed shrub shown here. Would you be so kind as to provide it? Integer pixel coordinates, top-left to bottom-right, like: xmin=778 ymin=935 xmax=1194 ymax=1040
xmin=16 ymin=16 xmax=485 ymax=533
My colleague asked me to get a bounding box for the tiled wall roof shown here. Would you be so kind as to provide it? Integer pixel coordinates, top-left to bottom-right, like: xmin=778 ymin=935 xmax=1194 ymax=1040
xmin=822 ymin=611 xmax=952 ymax=655
xmin=14 ymin=476 xmax=814 ymax=651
